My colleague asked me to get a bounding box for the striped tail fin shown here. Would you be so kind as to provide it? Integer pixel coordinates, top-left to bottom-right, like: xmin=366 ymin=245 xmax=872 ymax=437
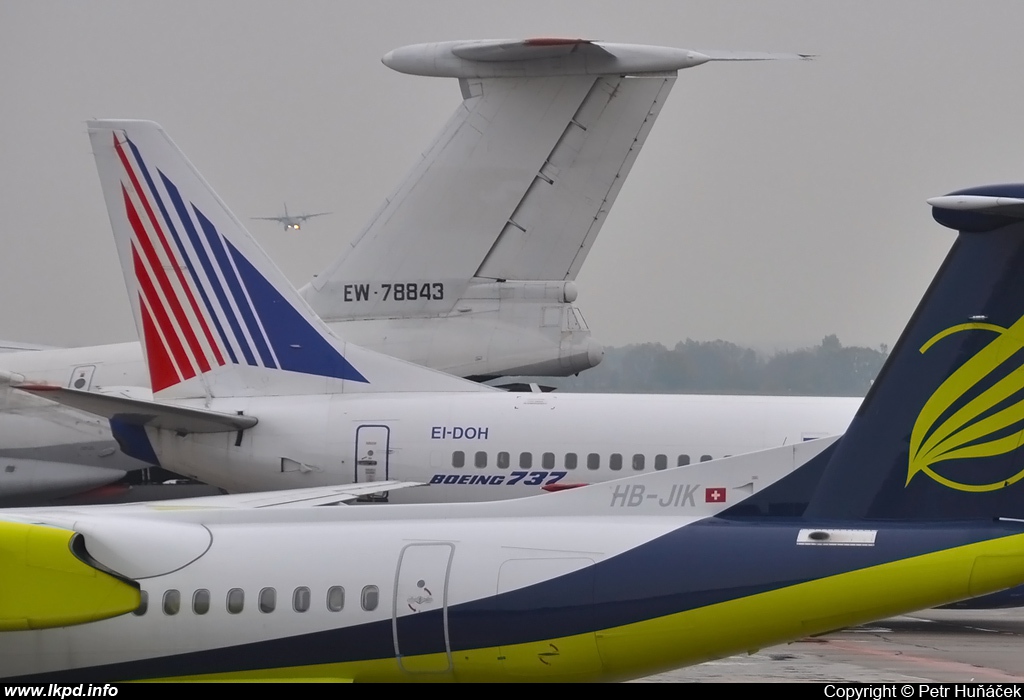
xmin=88 ymin=120 xmax=490 ymax=399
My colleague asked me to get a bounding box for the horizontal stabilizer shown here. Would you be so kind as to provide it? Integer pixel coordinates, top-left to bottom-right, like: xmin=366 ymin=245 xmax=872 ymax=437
xmin=145 ymin=481 xmax=423 ymax=508
xmin=383 ymin=39 xmax=809 ymax=78
xmin=15 ymin=385 xmax=257 ymax=434
xmin=930 ymin=186 xmax=1024 ymax=232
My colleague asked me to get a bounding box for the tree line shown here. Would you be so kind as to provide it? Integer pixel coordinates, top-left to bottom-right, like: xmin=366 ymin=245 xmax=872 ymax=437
xmin=538 ymin=335 xmax=888 ymax=396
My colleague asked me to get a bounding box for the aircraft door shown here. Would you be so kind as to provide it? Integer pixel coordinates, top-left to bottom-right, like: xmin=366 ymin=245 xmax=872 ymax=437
xmin=354 ymin=425 xmax=390 ymax=483
xmin=68 ymin=365 xmax=97 ymax=391
xmin=393 ymin=542 xmax=454 ymax=674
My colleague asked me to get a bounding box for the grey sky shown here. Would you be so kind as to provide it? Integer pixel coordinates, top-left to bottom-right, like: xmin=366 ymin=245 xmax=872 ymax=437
xmin=2 ymin=1 xmax=1021 ymax=352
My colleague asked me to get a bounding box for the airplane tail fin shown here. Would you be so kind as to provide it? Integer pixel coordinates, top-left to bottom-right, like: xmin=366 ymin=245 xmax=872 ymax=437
xmin=804 ymin=185 xmax=1024 ymax=520
xmin=87 ymin=120 xmax=490 ymax=400
xmin=303 ymin=39 xmax=796 ymax=319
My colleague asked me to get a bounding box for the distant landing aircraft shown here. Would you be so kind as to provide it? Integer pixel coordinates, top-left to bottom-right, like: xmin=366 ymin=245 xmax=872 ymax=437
xmin=252 ymin=203 xmax=330 ymax=231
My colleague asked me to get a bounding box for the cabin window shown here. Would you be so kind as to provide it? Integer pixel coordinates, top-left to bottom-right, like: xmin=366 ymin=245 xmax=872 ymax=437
xmin=632 ymin=454 xmax=645 ymax=471
xmin=293 ymin=587 xmax=311 ymax=613
xmin=259 ymin=587 xmax=277 ymax=614
xmin=475 ymin=451 xmax=487 ymax=468
xmin=163 ymin=589 xmax=180 ymax=616
xmin=519 ymin=452 xmax=532 ymax=469
xmin=542 ymin=452 xmax=555 ymax=469
xmin=227 ymin=588 xmax=245 ymax=614
xmin=609 ymin=453 xmax=623 ymax=471
xmin=497 ymin=452 xmax=510 ymax=469
xmin=677 ymin=455 xmax=691 ymax=467
xmin=587 ymin=453 xmax=600 ymax=470
xmin=452 ymin=451 xmax=465 ymax=468
xmin=193 ymin=589 xmax=210 ymax=615
xmin=361 ymin=585 xmax=379 ymax=611
xmin=133 ymin=590 xmax=148 ymax=616
xmin=564 ymin=453 xmax=578 ymax=470
xmin=327 ymin=586 xmax=345 ymax=612
xmin=700 ymin=455 xmax=712 ymax=463
xmin=655 ymin=454 xmax=667 ymax=471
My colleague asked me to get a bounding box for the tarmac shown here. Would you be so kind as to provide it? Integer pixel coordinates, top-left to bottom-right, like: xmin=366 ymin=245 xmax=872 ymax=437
xmin=640 ymin=608 xmax=1024 ymax=682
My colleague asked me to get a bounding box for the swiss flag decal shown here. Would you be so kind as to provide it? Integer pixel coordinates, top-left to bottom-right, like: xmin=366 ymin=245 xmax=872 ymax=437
xmin=705 ymin=487 xmax=726 ymax=503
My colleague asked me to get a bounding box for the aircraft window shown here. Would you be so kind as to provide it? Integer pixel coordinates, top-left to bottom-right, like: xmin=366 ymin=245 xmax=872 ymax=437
xmin=519 ymin=452 xmax=532 ymax=469
xmin=632 ymin=454 xmax=645 ymax=471
xmin=587 ymin=453 xmax=600 ymax=470
xmin=133 ymin=590 xmax=148 ymax=616
xmin=293 ymin=587 xmax=311 ymax=613
xmin=497 ymin=452 xmax=510 ymax=469
xmin=327 ymin=586 xmax=345 ymax=612
xmin=227 ymin=588 xmax=245 ymax=614
xmin=475 ymin=451 xmax=487 ymax=468
xmin=609 ymin=454 xmax=622 ymax=471
xmin=361 ymin=585 xmax=379 ymax=611
xmin=655 ymin=454 xmax=667 ymax=471
xmin=542 ymin=452 xmax=555 ymax=469
xmin=677 ymin=455 xmax=691 ymax=467
xmin=452 ymin=451 xmax=465 ymax=468
xmin=700 ymin=455 xmax=712 ymax=462
xmin=259 ymin=587 xmax=276 ymax=614
xmin=564 ymin=453 xmax=578 ymax=470
xmin=193 ymin=589 xmax=210 ymax=615
xmin=163 ymin=589 xmax=180 ymax=616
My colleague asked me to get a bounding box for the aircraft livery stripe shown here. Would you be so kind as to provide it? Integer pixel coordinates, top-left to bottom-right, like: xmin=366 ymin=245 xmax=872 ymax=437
xmin=132 ymin=244 xmax=194 ymax=386
xmin=191 ymin=207 xmax=278 ymax=369
xmin=122 ymin=185 xmax=211 ymax=374
xmin=137 ymin=290 xmax=182 ymax=392
xmin=14 ymin=521 xmax=1020 ymax=682
xmin=124 ymin=139 xmax=237 ymax=366
xmin=159 ymin=173 xmax=257 ymax=367
xmin=114 ymin=135 xmax=224 ymax=368
xmin=222 ymin=236 xmax=368 ymax=382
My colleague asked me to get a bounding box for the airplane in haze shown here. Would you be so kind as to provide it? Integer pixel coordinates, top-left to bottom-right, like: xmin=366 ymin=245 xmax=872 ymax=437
xmin=0 ymin=38 xmax=832 ymax=504
xmin=14 ymin=117 xmax=858 ymax=505
xmin=5 ymin=180 xmax=1024 ymax=680
xmin=251 ymin=203 xmax=330 ymax=231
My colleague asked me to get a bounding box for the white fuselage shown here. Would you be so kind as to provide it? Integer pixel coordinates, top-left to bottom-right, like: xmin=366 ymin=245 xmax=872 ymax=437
xmin=0 ymin=343 xmax=859 ymax=502
xmin=152 ymin=391 xmax=857 ymax=501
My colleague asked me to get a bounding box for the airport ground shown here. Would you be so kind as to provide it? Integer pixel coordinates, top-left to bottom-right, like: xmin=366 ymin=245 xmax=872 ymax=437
xmin=641 ymin=609 xmax=1024 ymax=682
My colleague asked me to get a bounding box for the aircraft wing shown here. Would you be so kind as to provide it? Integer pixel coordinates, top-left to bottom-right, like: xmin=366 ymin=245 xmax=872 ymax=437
xmin=14 ymin=384 xmax=257 ymax=434
xmin=298 ymin=212 xmax=331 ymax=221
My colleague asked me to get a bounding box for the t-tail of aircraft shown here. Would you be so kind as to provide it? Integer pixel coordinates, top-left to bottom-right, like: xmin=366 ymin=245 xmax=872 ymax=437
xmin=802 ymin=186 xmax=1024 ymax=522
xmin=87 ymin=120 xmax=491 ymax=401
xmin=301 ymin=39 xmax=808 ymax=378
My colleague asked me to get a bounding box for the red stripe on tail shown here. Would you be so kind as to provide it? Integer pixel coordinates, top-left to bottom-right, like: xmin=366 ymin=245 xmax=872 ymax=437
xmin=114 ymin=134 xmax=225 ymax=366
xmin=122 ymin=186 xmax=212 ymax=374
xmin=139 ymin=294 xmax=181 ymax=393
xmin=132 ymin=245 xmax=195 ymax=387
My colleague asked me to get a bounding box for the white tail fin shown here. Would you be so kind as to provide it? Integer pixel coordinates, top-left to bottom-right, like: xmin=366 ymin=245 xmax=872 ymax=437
xmin=88 ymin=120 xmax=491 ymax=400
xmin=301 ymin=40 xmax=686 ymax=322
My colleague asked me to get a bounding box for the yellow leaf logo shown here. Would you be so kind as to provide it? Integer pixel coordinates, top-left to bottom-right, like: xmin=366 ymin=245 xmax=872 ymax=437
xmin=909 ymin=319 xmax=1024 ymax=492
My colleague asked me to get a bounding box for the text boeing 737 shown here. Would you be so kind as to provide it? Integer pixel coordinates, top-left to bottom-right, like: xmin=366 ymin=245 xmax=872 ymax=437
xmin=5 ymin=181 xmax=1024 ymax=681
xmin=15 ymin=118 xmax=857 ymax=503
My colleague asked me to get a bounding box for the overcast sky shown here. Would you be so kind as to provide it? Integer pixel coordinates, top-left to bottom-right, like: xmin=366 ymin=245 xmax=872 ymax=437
xmin=2 ymin=1 xmax=1022 ymax=353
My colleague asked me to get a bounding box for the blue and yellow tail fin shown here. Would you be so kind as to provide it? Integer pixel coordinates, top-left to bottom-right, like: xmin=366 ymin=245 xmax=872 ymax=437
xmin=806 ymin=185 xmax=1024 ymax=520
